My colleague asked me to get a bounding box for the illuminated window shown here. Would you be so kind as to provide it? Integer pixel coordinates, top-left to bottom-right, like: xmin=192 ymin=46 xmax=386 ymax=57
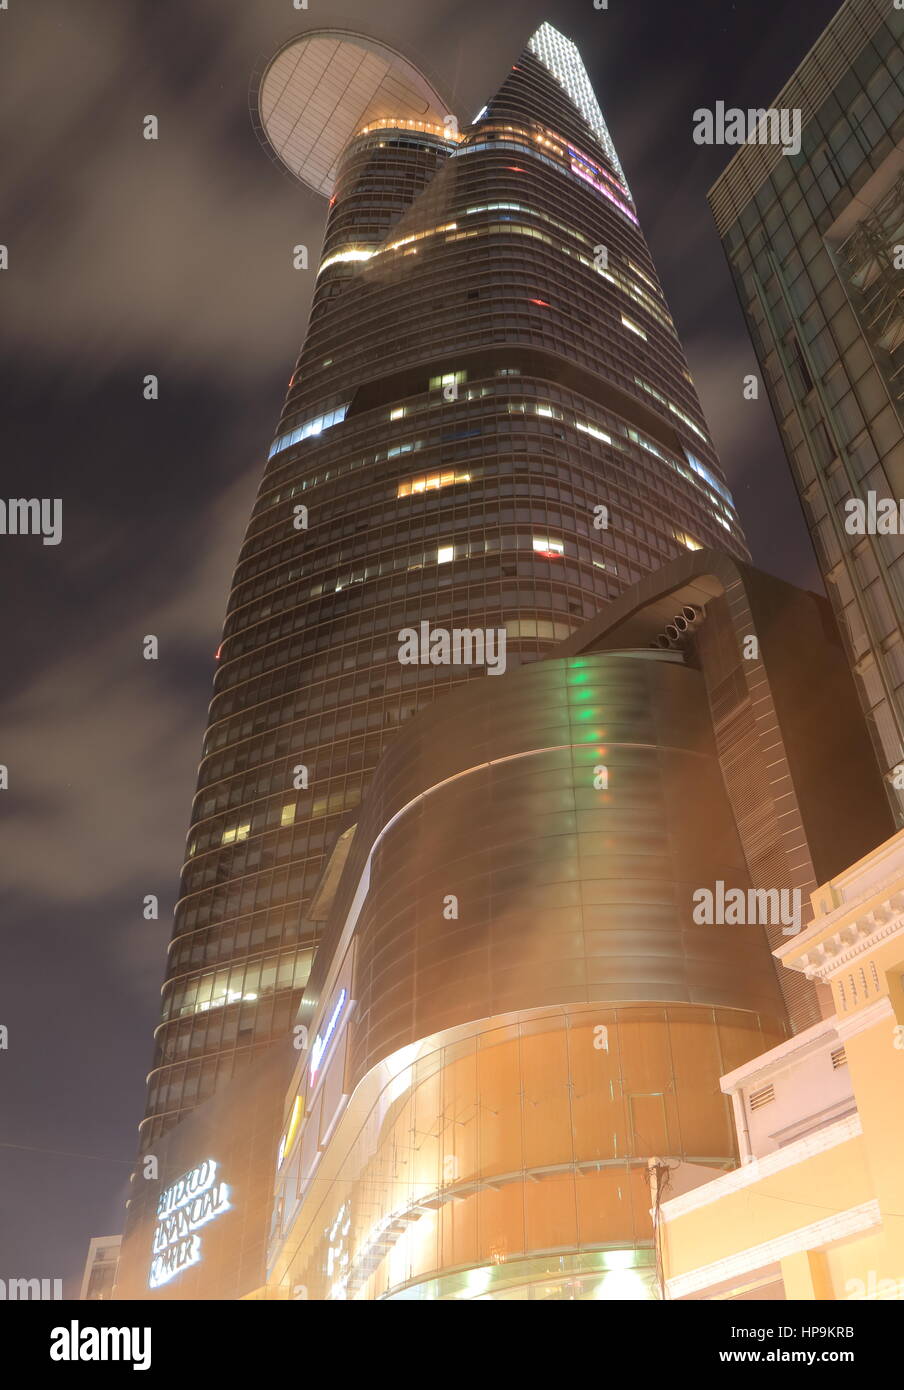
xmin=674 ymin=530 xmax=702 ymax=551
xmin=437 ymin=545 xmax=455 ymax=564
xmin=634 ymin=376 xmax=708 ymax=444
xmin=527 ymin=23 xmax=631 ymax=193
xmin=389 ymin=407 xmax=406 ymax=420
xmin=280 ymin=805 xmax=296 ymax=827
xmin=221 ymin=822 xmax=250 ymax=846
xmin=356 ymin=117 xmax=464 ymax=143
xmin=621 ymin=314 xmax=647 ymax=340
xmin=269 ymin=404 xmax=348 ymax=459
xmin=397 ymin=470 xmax=470 ymax=498
xmin=317 ymin=248 xmax=374 ymax=276
xmin=575 ymin=420 xmax=611 ymax=444
xmin=533 ymin=537 xmax=564 ymax=557
xmin=429 ymin=370 xmax=467 ymax=390
xmin=683 ymin=447 xmax=735 ymax=506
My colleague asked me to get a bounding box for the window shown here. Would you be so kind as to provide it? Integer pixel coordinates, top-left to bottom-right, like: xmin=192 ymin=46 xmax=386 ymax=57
xmin=428 ymin=370 xmax=467 ymax=390
xmin=621 ymin=314 xmax=647 ymax=340
xmin=533 ymin=536 xmax=564 ymax=556
xmin=397 ymin=470 xmax=471 ymax=498
xmin=437 ymin=545 xmax=454 ymax=564
xmin=269 ymin=404 xmax=349 ymax=459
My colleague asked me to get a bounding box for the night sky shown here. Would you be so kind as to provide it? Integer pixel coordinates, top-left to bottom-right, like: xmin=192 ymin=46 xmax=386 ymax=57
xmin=1 ymin=0 xmax=841 ymax=1293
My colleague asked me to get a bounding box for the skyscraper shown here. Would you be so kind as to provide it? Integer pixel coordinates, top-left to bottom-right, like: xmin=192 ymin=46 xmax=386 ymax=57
xmin=141 ymin=22 xmax=748 ymax=1151
xmin=709 ymin=0 xmax=904 ymax=818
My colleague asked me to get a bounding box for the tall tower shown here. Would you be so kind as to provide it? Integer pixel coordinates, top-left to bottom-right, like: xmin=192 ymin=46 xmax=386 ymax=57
xmin=141 ymin=23 xmax=748 ymax=1152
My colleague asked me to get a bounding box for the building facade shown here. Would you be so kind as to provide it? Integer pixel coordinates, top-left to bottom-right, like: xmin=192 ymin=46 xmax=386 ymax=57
xmin=142 ymin=22 xmax=747 ymax=1151
xmin=262 ymin=553 xmax=888 ymax=1301
xmin=660 ymin=826 xmax=904 ymax=1301
xmin=709 ymin=0 xmax=904 ymax=818
xmin=79 ymin=1236 xmax=121 ymax=1302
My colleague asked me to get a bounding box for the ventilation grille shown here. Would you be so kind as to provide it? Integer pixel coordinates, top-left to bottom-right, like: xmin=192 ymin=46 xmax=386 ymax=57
xmin=749 ymin=1083 xmax=775 ymax=1111
xmin=831 ymin=1046 xmax=848 ymax=1070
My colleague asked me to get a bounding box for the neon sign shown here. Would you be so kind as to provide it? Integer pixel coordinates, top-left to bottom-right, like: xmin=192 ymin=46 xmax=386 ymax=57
xmin=309 ymin=989 xmax=348 ymax=1082
xmin=148 ymin=1158 xmax=231 ymax=1289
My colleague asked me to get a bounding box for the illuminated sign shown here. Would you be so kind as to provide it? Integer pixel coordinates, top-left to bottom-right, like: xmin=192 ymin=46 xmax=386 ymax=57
xmin=277 ymin=1096 xmax=303 ymax=1171
xmin=309 ymin=989 xmax=348 ymax=1082
xmin=148 ymin=1158 xmax=231 ymax=1289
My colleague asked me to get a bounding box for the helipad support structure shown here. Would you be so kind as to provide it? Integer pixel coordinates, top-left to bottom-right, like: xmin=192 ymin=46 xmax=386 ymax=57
xmin=255 ymin=30 xmax=455 ymax=195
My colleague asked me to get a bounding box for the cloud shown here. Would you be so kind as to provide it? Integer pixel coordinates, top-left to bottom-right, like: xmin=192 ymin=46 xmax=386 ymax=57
xmin=0 ymin=471 xmax=251 ymax=904
xmin=0 ymin=0 xmax=535 ymax=383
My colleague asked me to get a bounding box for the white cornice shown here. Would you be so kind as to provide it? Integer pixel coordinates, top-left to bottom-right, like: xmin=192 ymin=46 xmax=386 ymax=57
xmin=834 ymin=994 xmax=895 ymax=1042
xmin=719 ymin=1016 xmax=841 ymax=1095
xmin=660 ymin=1112 xmax=862 ymax=1222
xmin=666 ymin=1199 xmax=881 ymax=1299
xmin=783 ymin=897 xmax=904 ymax=980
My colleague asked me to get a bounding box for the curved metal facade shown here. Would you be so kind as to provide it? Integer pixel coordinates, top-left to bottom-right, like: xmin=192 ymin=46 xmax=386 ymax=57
xmin=267 ymin=649 xmax=787 ymax=1300
xmin=318 ymin=650 xmax=786 ymax=1085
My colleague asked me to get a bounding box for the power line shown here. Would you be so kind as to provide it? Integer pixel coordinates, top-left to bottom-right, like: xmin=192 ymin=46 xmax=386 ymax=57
xmin=0 ymin=1141 xmax=131 ymax=1166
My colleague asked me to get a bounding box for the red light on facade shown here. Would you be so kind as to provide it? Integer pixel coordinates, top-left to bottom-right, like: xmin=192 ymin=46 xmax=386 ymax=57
xmin=535 ymin=548 xmax=561 ymax=558
xmin=507 ymin=166 xmax=526 ymax=173
xmin=215 ymin=644 xmax=223 ymax=660
xmin=528 ymin=298 xmax=550 ymax=307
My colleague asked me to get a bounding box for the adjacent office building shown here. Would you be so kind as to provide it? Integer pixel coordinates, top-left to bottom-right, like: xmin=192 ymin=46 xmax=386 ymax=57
xmin=709 ymin=0 xmax=904 ymax=817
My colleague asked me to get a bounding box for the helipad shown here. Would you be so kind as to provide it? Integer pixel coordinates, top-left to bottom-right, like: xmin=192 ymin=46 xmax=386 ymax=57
xmin=256 ymin=30 xmax=453 ymax=196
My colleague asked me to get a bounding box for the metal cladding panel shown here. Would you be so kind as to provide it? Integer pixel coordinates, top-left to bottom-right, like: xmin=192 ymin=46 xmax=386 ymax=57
xmin=307 ymin=651 xmax=788 ymax=1093
xmin=554 ymin=549 xmax=895 ymax=1033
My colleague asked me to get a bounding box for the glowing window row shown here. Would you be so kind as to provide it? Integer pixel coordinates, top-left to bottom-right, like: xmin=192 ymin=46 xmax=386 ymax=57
xmin=163 ymin=952 xmax=313 ymax=1021
xmin=262 ymin=391 xmax=739 ymax=547
xmin=397 ymin=470 xmax=472 ymax=497
xmin=633 ymin=375 xmax=709 ymax=445
xmin=500 ymin=400 xmax=737 ymax=528
xmin=307 ymin=533 xmax=582 ymax=599
xmin=354 ymin=117 xmax=464 ymax=143
xmin=269 ymin=405 xmax=349 ymax=460
xmin=319 ymin=201 xmax=671 ymax=335
xmin=452 ymin=138 xmax=639 ymax=225
xmin=262 ymin=390 xmax=735 ymax=531
xmin=214 ymin=784 xmax=361 ymax=848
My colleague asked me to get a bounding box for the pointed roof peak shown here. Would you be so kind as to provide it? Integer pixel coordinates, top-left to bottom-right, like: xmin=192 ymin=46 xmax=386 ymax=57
xmin=526 ymin=20 xmax=629 ymax=193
